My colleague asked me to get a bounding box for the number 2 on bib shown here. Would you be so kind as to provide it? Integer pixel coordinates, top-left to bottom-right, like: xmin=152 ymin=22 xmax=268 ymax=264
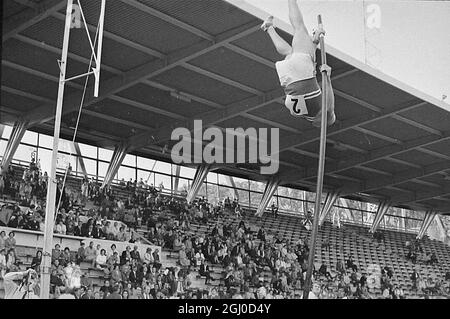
xmin=285 ymin=94 xmax=308 ymax=116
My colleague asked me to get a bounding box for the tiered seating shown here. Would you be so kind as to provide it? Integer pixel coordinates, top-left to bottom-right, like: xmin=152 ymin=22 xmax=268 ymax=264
xmin=3 ymin=164 xmax=449 ymax=298
xmin=142 ymin=204 xmax=449 ymax=298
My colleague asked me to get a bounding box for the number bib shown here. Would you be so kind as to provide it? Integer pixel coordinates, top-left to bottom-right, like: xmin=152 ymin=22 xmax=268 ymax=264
xmin=285 ymin=94 xmax=308 ymax=117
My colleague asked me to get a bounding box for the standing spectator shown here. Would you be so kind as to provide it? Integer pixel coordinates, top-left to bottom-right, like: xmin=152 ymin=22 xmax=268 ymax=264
xmin=0 ymin=231 xmax=6 ymax=251
xmin=271 ymin=202 xmax=278 ymax=218
xmin=130 ymin=245 xmax=141 ymax=262
xmin=411 ymin=269 xmax=420 ymax=291
xmin=0 ymin=248 xmax=7 ymax=278
xmin=5 ymin=232 xmax=16 ymax=251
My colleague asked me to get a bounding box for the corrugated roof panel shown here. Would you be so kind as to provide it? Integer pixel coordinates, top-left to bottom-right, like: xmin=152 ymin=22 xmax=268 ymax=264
xmin=0 ymin=91 xmax=41 ymax=113
xmin=117 ymin=83 xmax=214 ymax=117
xmin=78 ymin=0 xmax=201 ymax=54
xmin=20 ymin=16 xmax=156 ymax=71
xmin=136 ymin=0 xmax=257 ymax=36
xmin=152 ymin=66 xmax=253 ymax=105
xmin=1 ymin=65 xmax=79 ymax=100
xmin=189 ymin=47 xmax=279 ymax=92
xmin=89 ymin=98 xmax=174 ymax=128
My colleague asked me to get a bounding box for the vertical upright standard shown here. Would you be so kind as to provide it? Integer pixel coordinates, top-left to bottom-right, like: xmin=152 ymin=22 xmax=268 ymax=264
xmin=303 ymin=14 xmax=329 ymax=299
xmin=40 ymin=0 xmax=74 ymax=299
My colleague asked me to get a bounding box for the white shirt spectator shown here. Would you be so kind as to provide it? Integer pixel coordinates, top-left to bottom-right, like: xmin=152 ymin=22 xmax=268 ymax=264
xmin=55 ymin=222 xmax=67 ymax=235
xmin=96 ymin=254 xmax=107 ymax=266
xmin=194 ymin=252 xmax=205 ymax=266
xmin=144 ymin=252 xmax=154 ymax=264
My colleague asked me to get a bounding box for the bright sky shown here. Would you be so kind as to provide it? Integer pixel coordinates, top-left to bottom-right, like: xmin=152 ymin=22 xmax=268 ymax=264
xmin=231 ymin=0 xmax=450 ymax=105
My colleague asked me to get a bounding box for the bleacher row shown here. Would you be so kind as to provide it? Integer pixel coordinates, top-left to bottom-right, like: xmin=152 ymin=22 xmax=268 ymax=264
xmin=1 ymin=163 xmax=450 ymax=298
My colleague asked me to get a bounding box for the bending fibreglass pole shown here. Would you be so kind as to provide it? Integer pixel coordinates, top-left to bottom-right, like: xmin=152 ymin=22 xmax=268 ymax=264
xmin=303 ymin=14 xmax=328 ymax=299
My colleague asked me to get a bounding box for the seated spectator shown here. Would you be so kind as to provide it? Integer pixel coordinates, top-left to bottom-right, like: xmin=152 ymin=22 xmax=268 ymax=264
xmin=178 ymin=245 xmax=190 ymax=267
xmin=121 ymin=246 xmax=132 ymax=265
xmin=143 ymin=247 xmax=154 ymax=264
xmin=80 ymin=286 xmax=94 ymax=299
xmin=54 ymin=219 xmax=67 ymax=235
xmin=105 ymin=284 xmax=122 ymax=299
xmin=100 ymin=279 xmax=113 ymax=298
xmin=31 ymin=250 xmax=42 ymax=272
xmin=95 ymin=249 xmax=108 ymax=270
xmin=199 ymin=261 xmax=213 ymax=285
xmin=52 ymin=244 xmax=62 ymax=263
xmin=429 ymin=253 xmax=438 ymax=265
xmin=73 ymin=221 xmax=83 ymax=237
xmin=318 ymin=263 xmax=333 ymax=280
xmin=50 ymin=269 xmax=65 ymax=289
xmin=76 ymin=242 xmax=86 ymax=264
xmin=60 ymin=247 xmax=72 ymax=267
xmin=84 ymin=241 xmax=97 ymax=266
xmin=321 ymin=239 xmax=331 ymax=252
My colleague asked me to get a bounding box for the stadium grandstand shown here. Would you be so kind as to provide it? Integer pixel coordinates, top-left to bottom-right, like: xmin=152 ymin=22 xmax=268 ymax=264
xmin=1 ymin=0 xmax=450 ymax=300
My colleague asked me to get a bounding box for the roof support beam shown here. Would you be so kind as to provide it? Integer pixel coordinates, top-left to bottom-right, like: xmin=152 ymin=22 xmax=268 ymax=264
xmin=385 ymin=157 xmax=421 ymax=169
xmin=172 ymin=165 xmax=181 ymax=193
xmin=369 ymin=200 xmax=391 ymax=233
xmin=391 ymin=114 xmax=443 ymax=137
xmin=411 ymin=178 xmax=441 ymax=188
xmin=73 ymin=142 xmax=88 ymax=179
xmin=354 ymin=127 xmax=402 ymax=145
xmin=0 ymin=119 xmax=29 ymax=171
xmin=255 ymin=176 xmax=280 ymax=217
xmin=82 ymin=109 xmax=153 ymax=131
xmin=417 ymin=147 xmax=450 ymax=161
xmin=102 ymin=142 xmax=130 ymax=187
xmin=318 ymin=191 xmax=341 ymax=226
xmin=3 ymin=0 xmax=66 ymax=42
xmin=416 ymin=210 xmax=436 ymax=240
xmin=186 ymin=164 xmax=211 ymax=204
xmin=227 ymin=176 xmax=240 ymax=201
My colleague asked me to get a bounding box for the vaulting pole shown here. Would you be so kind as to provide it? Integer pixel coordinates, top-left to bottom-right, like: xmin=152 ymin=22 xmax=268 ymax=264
xmin=303 ymin=14 xmax=328 ymax=299
xmin=40 ymin=0 xmax=74 ymax=299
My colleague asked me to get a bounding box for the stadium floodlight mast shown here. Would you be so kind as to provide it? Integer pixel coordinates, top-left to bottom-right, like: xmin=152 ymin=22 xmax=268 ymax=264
xmin=40 ymin=0 xmax=105 ymax=299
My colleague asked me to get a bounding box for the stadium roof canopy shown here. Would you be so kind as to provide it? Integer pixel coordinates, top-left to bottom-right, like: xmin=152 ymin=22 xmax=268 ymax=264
xmin=2 ymin=0 xmax=450 ymax=214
